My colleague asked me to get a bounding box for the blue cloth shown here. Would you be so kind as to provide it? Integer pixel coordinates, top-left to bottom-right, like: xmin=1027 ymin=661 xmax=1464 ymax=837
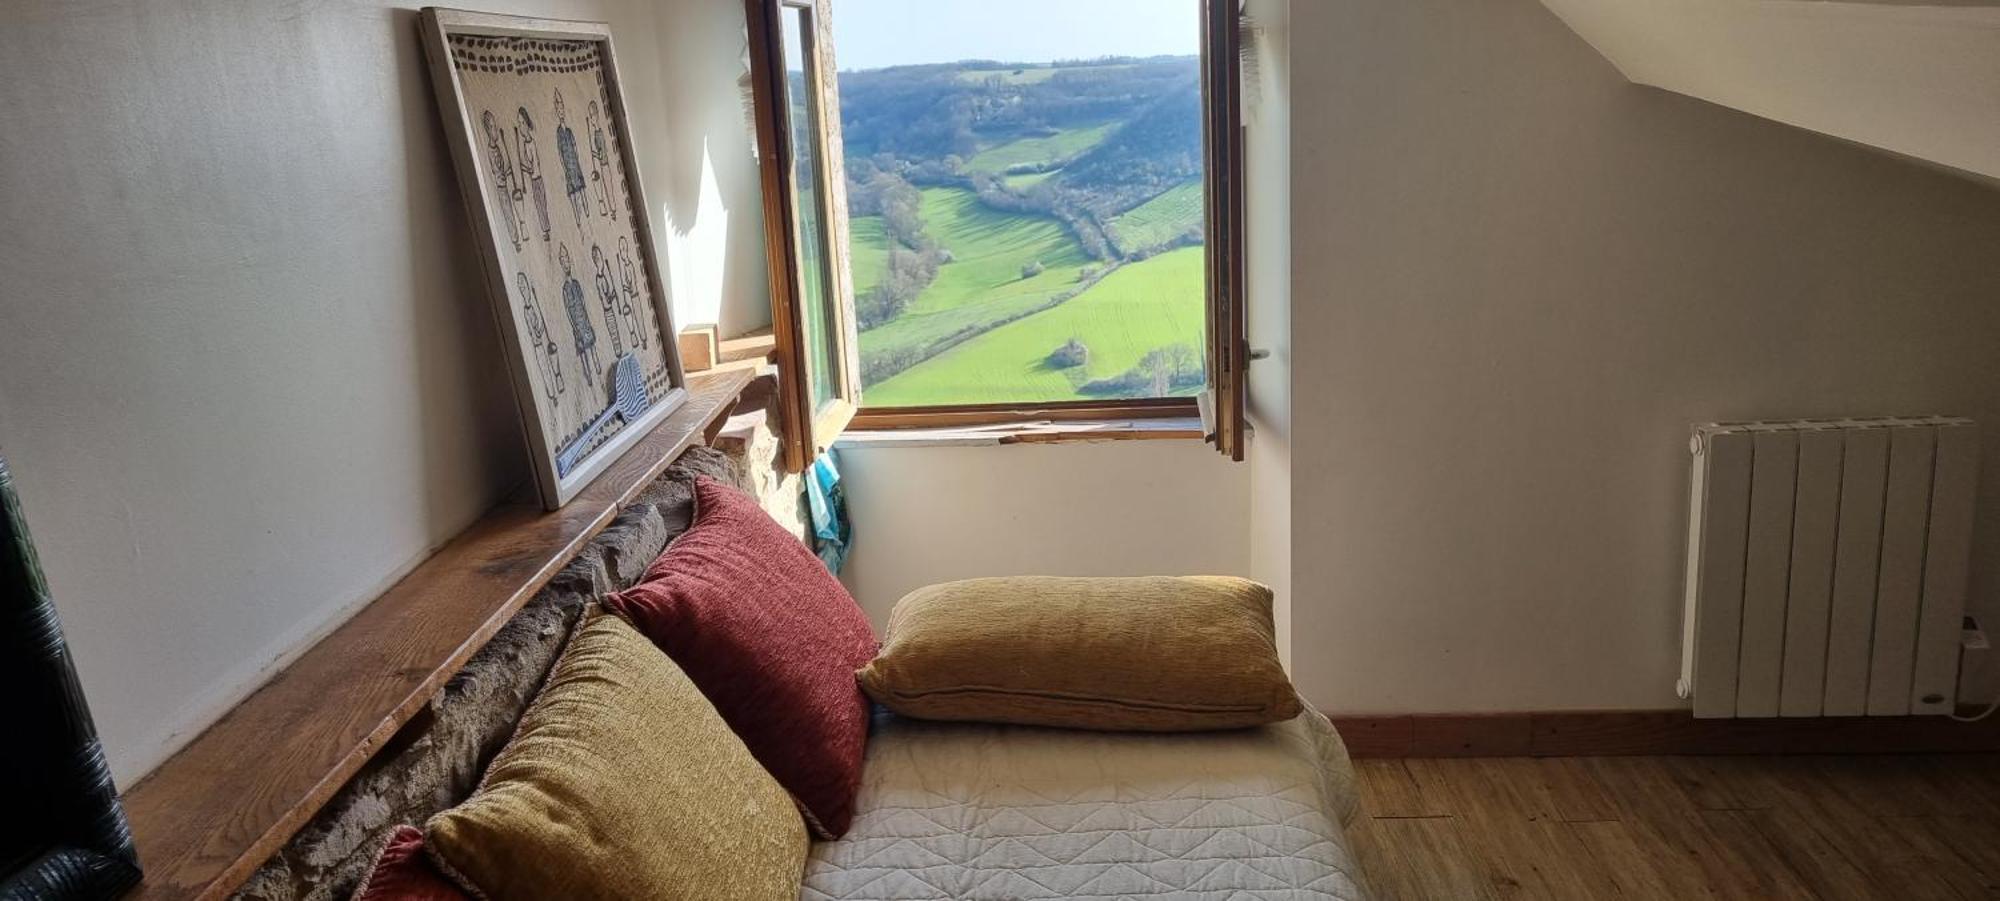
xmin=807 ymin=451 xmax=851 ymax=573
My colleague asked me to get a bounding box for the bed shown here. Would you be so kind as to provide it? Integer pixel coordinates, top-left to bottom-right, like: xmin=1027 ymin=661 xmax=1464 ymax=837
xmin=802 ymin=707 xmax=1370 ymax=901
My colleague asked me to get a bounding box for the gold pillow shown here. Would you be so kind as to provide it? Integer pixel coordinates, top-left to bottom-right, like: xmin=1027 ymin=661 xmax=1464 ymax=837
xmin=425 ymin=608 xmax=806 ymax=901
xmin=857 ymin=576 xmax=1300 ymax=731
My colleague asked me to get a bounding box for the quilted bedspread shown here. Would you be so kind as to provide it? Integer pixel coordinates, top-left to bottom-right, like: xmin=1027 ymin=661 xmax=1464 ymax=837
xmin=800 ymin=708 xmax=1369 ymax=900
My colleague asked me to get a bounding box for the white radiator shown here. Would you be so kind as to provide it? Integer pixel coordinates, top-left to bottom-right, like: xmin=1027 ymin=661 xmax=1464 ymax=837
xmin=1679 ymin=417 xmax=1979 ymax=718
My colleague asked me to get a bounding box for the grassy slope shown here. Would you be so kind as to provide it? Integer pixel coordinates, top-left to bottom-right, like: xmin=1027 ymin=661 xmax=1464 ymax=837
xmin=864 ymin=246 xmax=1205 ymax=406
xmin=954 ymin=67 xmax=1060 ymax=85
xmin=1002 ymin=168 xmax=1060 ymax=191
xmin=1107 ymin=179 xmax=1204 ymax=255
xmin=854 ymin=187 xmax=1091 ymax=365
xmin=954 ymin=63 xmax=1136 ymax=86
xmin=964 ymin=123 xmax=1117 ymax=174
xmin=847 ymin=216 xmax=890 ymax=296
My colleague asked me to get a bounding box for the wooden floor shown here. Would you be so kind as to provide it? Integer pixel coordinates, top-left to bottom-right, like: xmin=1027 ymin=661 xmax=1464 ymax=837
xmin=1346 ymin=754 xmax=2000 ymax=900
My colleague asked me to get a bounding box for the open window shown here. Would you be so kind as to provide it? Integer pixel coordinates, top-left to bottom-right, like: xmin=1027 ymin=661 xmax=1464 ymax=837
xmin=746 ymin=0 xmax=862 ymax=474
xmin=746 ymin=0 xmax=1247 ymax=468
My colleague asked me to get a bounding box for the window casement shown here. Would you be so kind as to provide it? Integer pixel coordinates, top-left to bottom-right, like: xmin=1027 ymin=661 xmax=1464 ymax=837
xmin=746 ymin=0 xmax=1248 ymax=469
xmin=745 ymin=0 xmax=861 ymax=474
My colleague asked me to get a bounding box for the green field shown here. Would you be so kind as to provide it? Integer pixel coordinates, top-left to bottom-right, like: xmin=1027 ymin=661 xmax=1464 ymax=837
xmin=854 ymin=187 xmax=1093 ymax=368
xmin=964 ymin=123 xmax=1117 ymax=175
xmin=1002 ymin=168 xmax=1061 ymax=191
xmin=1107 ymin=180 xmax=1204 ymax=255
xmin=954 ymin=66 xmax=1061 ymax=85
xmin=954 ymin=63 xmax=1135 ymax=86
xmin=864 ymin=247 xmax=1206 ymax=406
xmin=848 ymin=216 xmax=890 ymax=296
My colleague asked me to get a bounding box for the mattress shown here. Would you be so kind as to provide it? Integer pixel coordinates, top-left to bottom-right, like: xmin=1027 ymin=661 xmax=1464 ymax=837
xmin=801 ymin=708 xmax=1369 ymax=900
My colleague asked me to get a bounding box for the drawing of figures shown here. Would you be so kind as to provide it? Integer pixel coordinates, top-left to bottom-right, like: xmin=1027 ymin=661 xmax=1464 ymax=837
xmin=591 ymin=244 xmax=623 ymax=359
xmin=616 ymin=236 xmax=646 ymax=350
xmin=515 ymin=106 xmax=550 ymax=242
xmin=554 ymin=89 xmax=588 ymax=224
xmin=587 ymin=100 xmax=615 ymax=220
xmin=558 ymin=244 xmax=600 ymax=387
xmin=482 ymin=111 xmax=525 ymax=252
xmin=516 ymin=271 xmax=564 ymax=404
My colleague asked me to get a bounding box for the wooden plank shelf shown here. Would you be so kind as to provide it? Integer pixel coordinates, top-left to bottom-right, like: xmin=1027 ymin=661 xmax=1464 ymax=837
xmin=118 ymin=367 xmax=755 ymax=901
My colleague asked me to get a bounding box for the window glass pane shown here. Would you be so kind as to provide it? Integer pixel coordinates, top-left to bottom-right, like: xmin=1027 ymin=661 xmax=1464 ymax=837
xmin=834 ymin=1 xmax=1205 ymax=408
xmin=783 ymin=5 xmax=842 ymax=412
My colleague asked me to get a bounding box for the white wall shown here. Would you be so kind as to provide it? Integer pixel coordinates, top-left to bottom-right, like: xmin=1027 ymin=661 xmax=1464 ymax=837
xmin=836 ymin=440 xmax=1252 ymax=628
xmin=1540 ymin=0 xmax=2000 ymax=184
xmin=1243 ymin=0 xmax=1294 ymax=670
xmin=1288 ymin=0 xmax=2000 ymax=714
xmin=648 ymin=0 xmax=776 ymax=337
xmin=0 ymin=0 xmax=764 ymax=786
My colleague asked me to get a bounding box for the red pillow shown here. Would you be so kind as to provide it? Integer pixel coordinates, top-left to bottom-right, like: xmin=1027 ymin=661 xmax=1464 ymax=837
xmin=354 ymin=826 xmax=466 ymax=901
xmin=606 ymin=477 xmax=878 ymax=838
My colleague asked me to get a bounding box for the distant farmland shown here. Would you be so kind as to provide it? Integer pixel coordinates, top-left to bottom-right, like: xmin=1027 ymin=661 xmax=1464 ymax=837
xmin=1108 ymin=179 xmax=1203 ymax=256
xmin=864 ymin=247 xmax=1206 ymax=406
xmin=848 ymin=216 xmax=891 ymax=297
xmin=851 ymin=187 xmax=1092 ymax=379
xmin=963 ymin=122 xmax=1118 ymax=175
xmin=837 ymin=56 xmax=1206 ymax=407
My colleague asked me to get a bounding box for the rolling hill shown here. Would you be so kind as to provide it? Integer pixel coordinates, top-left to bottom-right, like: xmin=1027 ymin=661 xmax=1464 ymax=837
xmin=852 ymin=187 xmax=1093 ymax=385
xmin=1107 ymin=179 xmax=1204 ymax=256
xmin=836 ymin=56 xmax=1207 ymax=405
xmin=963 ymin=122 xmax=1118 ymax=175
xmin=863 ymin=247 xmax=1207 ymax=406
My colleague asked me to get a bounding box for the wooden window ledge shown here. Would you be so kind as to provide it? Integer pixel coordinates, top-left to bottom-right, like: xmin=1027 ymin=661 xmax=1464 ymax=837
xmin=838 ymin=417 xmax=1209 ymax=449
xmin=117 ymin=367 xmax=756 ymax=901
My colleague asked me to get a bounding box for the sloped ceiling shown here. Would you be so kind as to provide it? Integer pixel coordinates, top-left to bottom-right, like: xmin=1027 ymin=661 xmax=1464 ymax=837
xmin=1540 ymin=0 xmax=2000 ymax=185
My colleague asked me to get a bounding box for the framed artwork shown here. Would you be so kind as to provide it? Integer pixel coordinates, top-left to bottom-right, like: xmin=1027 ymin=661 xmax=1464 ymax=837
xmin=1 ymin=456 xmax=143 ymax=901
xmin=419 ymin=8 xmax=688 ymax=509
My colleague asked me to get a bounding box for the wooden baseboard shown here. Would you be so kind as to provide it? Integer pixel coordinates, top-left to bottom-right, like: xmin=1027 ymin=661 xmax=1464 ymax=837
xmin=1326 ymin=708 xmax=2000 ymax=758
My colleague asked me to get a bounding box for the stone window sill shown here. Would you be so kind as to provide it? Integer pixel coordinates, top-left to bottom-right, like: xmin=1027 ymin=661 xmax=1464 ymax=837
xmin=838 ymin=417 xmax=1209 ymax=449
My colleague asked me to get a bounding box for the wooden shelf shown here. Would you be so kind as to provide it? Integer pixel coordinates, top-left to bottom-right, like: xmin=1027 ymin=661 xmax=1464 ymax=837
xmin=117 ymin=368 xmax=755 ymax=901
xmin=717 ymin=326 xmax=777 ymax=365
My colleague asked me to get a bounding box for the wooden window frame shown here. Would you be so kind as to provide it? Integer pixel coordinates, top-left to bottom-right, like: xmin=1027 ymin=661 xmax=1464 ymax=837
xmin=750 ymin=0 xmax=1247 ymax=461
xmin=746 ymin=0 xmax=862 ymax=474
xmin=1201 ymin=0 xmax=1248 ymax=461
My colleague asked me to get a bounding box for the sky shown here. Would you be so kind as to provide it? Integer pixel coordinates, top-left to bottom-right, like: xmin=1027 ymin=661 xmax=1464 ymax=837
xmin=831 ymin=0 xmax=1201 ymax=72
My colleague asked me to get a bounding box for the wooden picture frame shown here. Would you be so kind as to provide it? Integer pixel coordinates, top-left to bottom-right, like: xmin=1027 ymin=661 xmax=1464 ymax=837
xmin=419 ymin=8 xmax=688 ymax=509
xmin=1 ymin=456 xmax=143 ymax=901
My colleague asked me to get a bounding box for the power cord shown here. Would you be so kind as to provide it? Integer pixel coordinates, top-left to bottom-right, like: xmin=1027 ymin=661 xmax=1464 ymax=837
xmin=1949 ymin=698 xmax=2000 ymax=722
xmin=1950 ymin=615 xmax=1998 ymax=722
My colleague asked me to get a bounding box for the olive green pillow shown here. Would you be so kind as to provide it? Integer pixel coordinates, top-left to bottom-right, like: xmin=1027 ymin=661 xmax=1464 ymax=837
xmin=857 ymin=576 xmax=1300 ymax=731
xmin=425 ymin=608 xmax=806 ymax=901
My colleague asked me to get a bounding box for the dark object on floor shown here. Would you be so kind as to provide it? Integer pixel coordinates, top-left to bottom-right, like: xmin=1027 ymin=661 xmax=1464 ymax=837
xmin=0 ymin=455 xmax=142 ymax=901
